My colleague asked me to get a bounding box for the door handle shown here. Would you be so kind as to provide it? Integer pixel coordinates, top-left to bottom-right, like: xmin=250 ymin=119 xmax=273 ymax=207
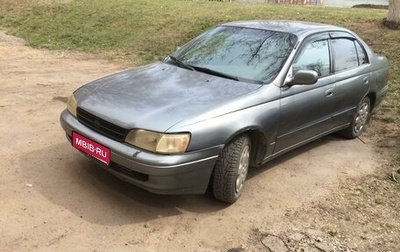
xmin=325 ymin=89 xmax=334 ymax=97
xmin=363 ymin=77 xmax=369 ymax=85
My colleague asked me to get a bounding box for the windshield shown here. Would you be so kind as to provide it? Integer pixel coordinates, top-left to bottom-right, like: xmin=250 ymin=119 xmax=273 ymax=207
xmin=172 ymin=26 xmax=297 ymax=83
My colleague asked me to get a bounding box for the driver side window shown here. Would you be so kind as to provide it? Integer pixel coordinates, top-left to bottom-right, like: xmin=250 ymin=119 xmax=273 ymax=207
xmin=293 ymin=39 xmax=330 ymax=78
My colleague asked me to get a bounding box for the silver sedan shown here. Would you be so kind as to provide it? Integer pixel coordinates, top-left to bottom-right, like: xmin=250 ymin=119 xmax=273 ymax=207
xmin=60 ymin=20 xmax=389 ymax=203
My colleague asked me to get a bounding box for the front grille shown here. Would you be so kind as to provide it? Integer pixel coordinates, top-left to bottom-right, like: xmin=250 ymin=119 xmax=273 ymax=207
xmin=77 ymin=107 xmax=129 ymax=142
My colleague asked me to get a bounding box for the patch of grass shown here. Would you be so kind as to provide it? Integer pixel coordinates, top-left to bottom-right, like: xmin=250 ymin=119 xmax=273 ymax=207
xmin=374 ymin=198 xmax=384 ymax=205
xmin=377 ymin=140 xmax=396 ymax=148
xmin=391 ymin=155 xmax=400 ymax=167
xmin=327 ymin=230 xmax=338 ymax=237
xmin=0 ymin=0 xmax=390 ymax=63
xmin=380 ymin=117 xmax=396 ymax=123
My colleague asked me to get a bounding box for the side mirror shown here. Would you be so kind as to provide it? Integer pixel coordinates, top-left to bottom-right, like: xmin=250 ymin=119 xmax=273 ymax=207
xmin=287 ymin=70 xmax=318 ymax=86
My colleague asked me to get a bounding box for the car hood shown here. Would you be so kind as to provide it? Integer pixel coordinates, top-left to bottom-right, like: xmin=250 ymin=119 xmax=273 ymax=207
xmin=76 ymin=62 xmax=261 ymax=132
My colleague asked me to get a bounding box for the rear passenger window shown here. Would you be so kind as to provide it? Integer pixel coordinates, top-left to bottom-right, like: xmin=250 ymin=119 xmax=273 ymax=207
xmin=331 ymin=38 xmax=359 ymax=72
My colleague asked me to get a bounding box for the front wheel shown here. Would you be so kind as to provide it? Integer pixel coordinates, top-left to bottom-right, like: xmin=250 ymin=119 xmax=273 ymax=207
xmin=212 ymin=135 xmax=251 ymax=204
xmin=341 ymin=96 xmax=371 ymax=139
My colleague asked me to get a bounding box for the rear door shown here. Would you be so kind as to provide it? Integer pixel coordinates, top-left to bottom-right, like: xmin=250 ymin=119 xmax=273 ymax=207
xmin=329 ymin=33 xmax=371 ymax=127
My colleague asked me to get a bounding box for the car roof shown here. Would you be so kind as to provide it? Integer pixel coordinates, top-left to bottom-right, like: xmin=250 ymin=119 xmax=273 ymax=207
xmin=222 ymin=20 xmax=350 ymax=38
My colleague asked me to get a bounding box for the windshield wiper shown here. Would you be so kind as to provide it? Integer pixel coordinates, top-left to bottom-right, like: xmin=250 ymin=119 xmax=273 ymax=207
xmin=191 ymin=66 xmax=239 ymax=81
xmin=168 ymin=56 xmax=240 ymax=81
xmin=168 ymin=55 xmax=194 ymax=71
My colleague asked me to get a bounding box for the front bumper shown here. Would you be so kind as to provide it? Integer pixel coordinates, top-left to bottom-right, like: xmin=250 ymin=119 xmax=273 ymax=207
xmin=60 ymin=110 xmax=222 ymax=194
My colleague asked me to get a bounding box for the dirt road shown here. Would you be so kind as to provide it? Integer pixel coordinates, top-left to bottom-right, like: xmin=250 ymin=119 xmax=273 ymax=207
xmin=0 ymin=31 xmax=382 ymax=251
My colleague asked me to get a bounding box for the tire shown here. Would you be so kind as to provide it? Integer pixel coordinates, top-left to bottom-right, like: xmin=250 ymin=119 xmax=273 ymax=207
xmin=340 ymin=96 xmax=371 ymax=139
xmin=212 ymin=135 xmax=251 ymax=204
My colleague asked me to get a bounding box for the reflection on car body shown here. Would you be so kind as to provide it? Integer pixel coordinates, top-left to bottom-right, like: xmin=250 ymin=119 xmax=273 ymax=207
xmin=60 ymin=20 xmax=389 ymax=203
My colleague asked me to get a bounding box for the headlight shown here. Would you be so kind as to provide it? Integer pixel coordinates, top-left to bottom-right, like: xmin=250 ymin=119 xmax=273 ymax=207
xmin=125 ymin=129 xmax=190 ymax=154
xmin=67 ymin=94 xmax=77 ymax=117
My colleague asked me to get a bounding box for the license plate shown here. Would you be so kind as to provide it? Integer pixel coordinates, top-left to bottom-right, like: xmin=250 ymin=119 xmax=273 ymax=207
xmin=72 ymin=132 xmax=111 ymax=165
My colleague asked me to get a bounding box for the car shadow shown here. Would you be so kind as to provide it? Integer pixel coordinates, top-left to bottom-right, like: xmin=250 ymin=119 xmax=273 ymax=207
xmin=19 ymin=142 xmax=225 ymax=226
xmin=19 ymin=135 xmax=348 ymax=226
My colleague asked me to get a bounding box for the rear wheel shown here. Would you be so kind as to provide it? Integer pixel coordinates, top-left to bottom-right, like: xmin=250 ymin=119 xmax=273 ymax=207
xmin=341 ymin=96 xmax=371 ymax=139
xmin=212 ymin=135 xmax=251 ymax=204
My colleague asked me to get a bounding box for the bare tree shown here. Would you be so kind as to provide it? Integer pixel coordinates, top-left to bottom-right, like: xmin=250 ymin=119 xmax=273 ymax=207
xmin=385 ymin=0 xmax=400 ymax=28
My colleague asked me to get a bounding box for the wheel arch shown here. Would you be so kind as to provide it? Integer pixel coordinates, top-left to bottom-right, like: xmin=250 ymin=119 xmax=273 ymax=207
xmin=221 ymin=127 xmax=269 ymax=168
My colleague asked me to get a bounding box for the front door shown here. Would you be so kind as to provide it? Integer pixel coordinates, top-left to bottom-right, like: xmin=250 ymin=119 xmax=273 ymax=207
xmin=274 ymin=35 xmax=336 ymax=155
